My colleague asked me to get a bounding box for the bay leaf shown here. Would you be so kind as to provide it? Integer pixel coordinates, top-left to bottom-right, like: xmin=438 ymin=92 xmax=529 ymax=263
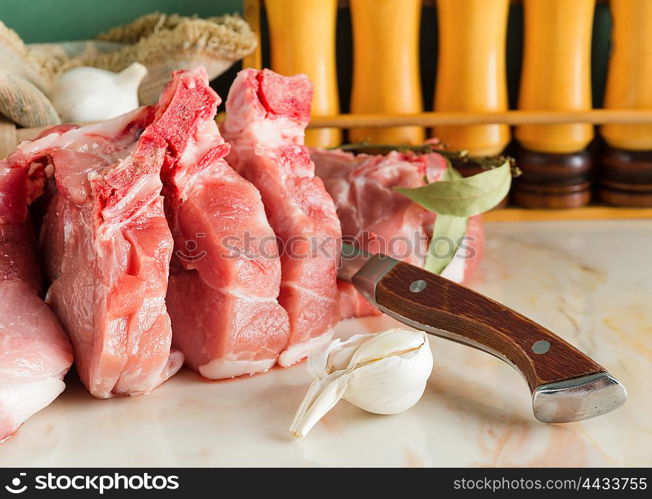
xmin=395 ymin=160 xmax=511 ymax=217
xmin=425 ymin=214 xmax=467 ymax=275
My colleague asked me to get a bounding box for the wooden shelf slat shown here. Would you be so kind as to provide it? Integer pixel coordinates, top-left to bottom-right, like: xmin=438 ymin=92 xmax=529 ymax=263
xmin=308 ymin=109 xmax=652 ymax=129
xmin=483 ymin=206 xmax=652 ymax=222
xmin=17 ymin=109 xmax=652 ymax=141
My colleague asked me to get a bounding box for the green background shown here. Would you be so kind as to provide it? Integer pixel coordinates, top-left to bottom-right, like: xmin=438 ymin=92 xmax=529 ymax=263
xmin=0 ymin=0 xmax=243 ymax=43
xmin=0 ymin=0 xmax=613 ymax=108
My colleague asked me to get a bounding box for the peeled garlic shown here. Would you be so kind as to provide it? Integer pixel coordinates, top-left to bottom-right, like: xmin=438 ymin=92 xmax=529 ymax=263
xmin=49 ymin=63 xmax=147 ymax=123
xmin=289 ymin=328 xmax=433 ymax=437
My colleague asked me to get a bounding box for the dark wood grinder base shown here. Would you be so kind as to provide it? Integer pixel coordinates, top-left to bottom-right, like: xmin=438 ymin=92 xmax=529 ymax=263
xmin=512 ymin=146 xmax=592 ymax=209
xmin=600 ymin=146 xmax=652 ymax=207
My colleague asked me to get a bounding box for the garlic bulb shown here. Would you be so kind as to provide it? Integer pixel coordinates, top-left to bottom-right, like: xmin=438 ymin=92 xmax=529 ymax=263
xmin=49 ymin=63 xmax=147 ymax=122
xmin=290 ymin=328 xmax=433 ymax=437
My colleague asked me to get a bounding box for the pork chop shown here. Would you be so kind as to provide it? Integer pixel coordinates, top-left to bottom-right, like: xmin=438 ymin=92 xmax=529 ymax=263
xmin=156 ymin=69 xmax=289 ymax=379
xmin=8 ymin=108 xmax=183 ymax=399
xmin=222 ymin=69 xmax=342 ymax=367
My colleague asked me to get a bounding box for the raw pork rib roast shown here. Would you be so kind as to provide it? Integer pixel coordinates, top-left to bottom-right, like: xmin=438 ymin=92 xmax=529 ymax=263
xmin=10 ymin=107 xmax=182 ymax=398
xmin=0 ymin=153 xmax=73 ymax=441
xmin=157 ymin=70 xmax=290 ymax=379
xmin=311 ymin=149 xmax=484 ymax=319
xmin=223 ymin=69 xmax=342 ymax=367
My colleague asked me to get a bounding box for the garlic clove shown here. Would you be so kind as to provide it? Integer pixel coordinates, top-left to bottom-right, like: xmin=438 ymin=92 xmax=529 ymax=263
xmin=307 ymin=333 xmax=376 ymax=378
xmin=306 ymin=336 xmax=343 ymax=378
xmin=289 ymin=369 xmax=351 ymax=438
xmin=290 ymin=328 xmax=434 ymax=437
xmin=116 ymin=63 xmax=148 ymax=90
xmin=344 ymin=341 xmax=433 ymax=414
xmin=349 ymin=329 xmax=427 ymax=368
xmin=49 ymin=63 xmax=147 ymax=123
xmin=323 ymin=333 xmax=373 ymax=375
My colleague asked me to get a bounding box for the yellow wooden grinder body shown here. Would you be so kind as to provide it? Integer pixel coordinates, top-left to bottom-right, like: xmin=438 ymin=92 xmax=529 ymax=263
xmin=349 ymin=0 xmax=424 ymax=144
xmin=602 ymin=0 xmax=652 ymax=150
xmin=265 ymin=0 xmax=341 ymax=147
xmin=434 ymin=0 xmax=510 ymax=156
xmin=516 ymin=0 xmax=595 ymax=154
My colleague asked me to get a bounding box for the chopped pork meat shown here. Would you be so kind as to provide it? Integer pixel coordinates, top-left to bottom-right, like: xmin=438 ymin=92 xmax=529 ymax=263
xmin=222 ymin=69 xmax=342 ymax=367
xmin=8 ymin=107 xmax=183 ymax=399
xmin=157 ymin=69 xmax=289 ymax=379
xmin=0 ymin=154 xmax=73 ymax=441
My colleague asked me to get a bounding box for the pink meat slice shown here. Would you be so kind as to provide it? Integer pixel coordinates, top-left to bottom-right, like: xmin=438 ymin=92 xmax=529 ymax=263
xmin=0 ymin=280 xmax=72 ymax=442
xmin=0 ymin=160 xmax=72 ymax=442
xmin=223 ymin=69 xmax=342 ymax=367
xmin=155 ymin=69 xmax=289 ymax=379
xmin=311 ymin=148 xmax=484 ymax=319
xmin=5 ymin=107 xmax=182 ymax=399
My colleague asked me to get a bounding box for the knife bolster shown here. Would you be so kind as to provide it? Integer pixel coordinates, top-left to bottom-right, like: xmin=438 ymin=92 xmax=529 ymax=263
xmin=532 ymin=372 xmax=627 ymax=423
xmin=351 ymin=254 xmax=399 ymax=306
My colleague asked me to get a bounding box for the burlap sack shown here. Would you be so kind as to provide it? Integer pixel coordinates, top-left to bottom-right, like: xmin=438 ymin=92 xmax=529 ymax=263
xmin=0 ymin=12 xmax=256 ymax=126
xmin=81 ymin=13 xmax=257 ymax=105
xmin=0 ymin=22 xmax=61 ymax=126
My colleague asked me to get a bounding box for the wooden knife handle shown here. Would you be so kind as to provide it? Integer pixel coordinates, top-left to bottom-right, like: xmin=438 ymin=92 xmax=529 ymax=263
xmin=371 ymin=261 xmax=605 ymax=393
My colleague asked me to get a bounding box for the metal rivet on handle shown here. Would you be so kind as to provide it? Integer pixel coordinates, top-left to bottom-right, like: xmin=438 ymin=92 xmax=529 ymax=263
xmin=409 ymin=280 xmax=427 ymax=293
xmin=532 ymin=340 xmax=551 ymax=354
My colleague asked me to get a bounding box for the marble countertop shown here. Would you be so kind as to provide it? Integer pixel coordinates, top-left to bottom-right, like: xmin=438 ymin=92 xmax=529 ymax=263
xmin=2 ymin=220 xmax=650 ymax=467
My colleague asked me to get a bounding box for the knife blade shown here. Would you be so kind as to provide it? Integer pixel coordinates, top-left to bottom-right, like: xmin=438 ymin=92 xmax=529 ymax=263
xmin=339 ymin=243 xmax=627 ymax=423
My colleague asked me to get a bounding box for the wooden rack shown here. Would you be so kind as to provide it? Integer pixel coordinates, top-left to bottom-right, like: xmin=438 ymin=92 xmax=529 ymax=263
xmin=243 ymin=0 xmax=652 ymax=221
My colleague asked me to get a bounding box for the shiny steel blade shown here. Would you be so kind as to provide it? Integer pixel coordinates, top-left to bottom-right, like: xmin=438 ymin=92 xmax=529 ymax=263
xmin=338 ymin=243 xmax=373 ymax=282
xmin=339 ymin=243 xmax=400 ymax=305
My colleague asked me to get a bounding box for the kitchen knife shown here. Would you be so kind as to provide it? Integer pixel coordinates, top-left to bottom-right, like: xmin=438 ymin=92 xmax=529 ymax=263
xmin=339 ymin=243 xmax=627 ymax=423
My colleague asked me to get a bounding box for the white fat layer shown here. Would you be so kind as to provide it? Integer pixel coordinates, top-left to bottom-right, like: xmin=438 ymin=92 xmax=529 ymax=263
xmin=17 ymin=108 xmax=144 ymax=156
xmin=198 ymin=358 xmax=276 ymax=379
xmin=282 ymin=282 xmax=338 ymax=304
xmin=0 ymin=378 xmax=65 ymax=431
xmin=278 ymin=330 xmax=335 ymax=368
xmin=179 ymin=119 xmax=221 ymax=167
xmin=233 ymin=119 xmax=304 ymax=148
xmin=176 ymin=118 xmax=225 ymax=199
xmin=226 ymin=290 xmax=278 ymax=303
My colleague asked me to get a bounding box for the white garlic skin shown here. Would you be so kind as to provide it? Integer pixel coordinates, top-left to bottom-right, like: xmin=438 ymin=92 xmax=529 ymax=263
xmin=291 ymin=329 xmax=434 ymax=437
xmin=50 ymin=63 xmax=147 ymax=123
xmin=344 ymin=344 xmax=433 ymax=414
